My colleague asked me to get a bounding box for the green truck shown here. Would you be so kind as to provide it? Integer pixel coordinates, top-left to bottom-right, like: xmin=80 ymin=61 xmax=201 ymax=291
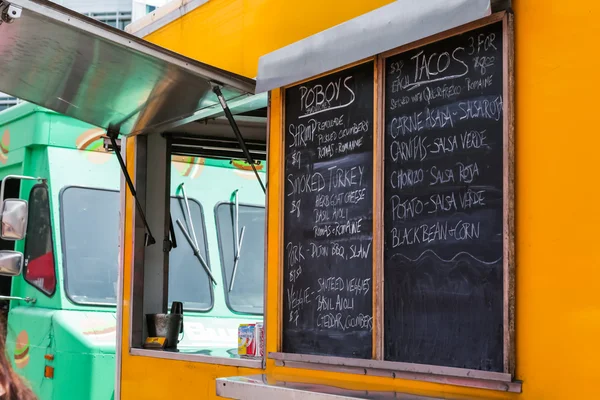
xmin=0 ymin=102 xmax=266 ymax=399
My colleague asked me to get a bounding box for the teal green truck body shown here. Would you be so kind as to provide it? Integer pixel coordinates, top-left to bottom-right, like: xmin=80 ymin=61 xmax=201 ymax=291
xmin=0 ymin=103 xmax=266 ymax=399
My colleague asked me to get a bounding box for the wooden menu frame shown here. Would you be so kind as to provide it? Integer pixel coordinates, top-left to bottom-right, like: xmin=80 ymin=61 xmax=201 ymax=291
xmin=378 ymin=11 xmax=515 ymax=376
xmin=271 ymin=11 xmax=517 ymax=390
xmin=276 ymin=57 xmax=379 ymax=357
xmin=378 ymin=10 xmax=515 ymax=376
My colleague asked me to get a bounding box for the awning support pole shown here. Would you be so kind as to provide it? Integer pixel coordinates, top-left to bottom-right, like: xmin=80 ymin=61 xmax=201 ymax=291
xmin=108 ymin=126 xmax=156 ymax=246
xmin=213 ymin=86 xmax=267 ymax=194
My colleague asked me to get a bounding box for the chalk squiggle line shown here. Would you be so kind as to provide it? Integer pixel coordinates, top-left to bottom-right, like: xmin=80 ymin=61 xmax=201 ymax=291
xmin=390 ymin=249 xmax=502 ymax=265
xmin=298 ymin=99 xmax=355 ymax=119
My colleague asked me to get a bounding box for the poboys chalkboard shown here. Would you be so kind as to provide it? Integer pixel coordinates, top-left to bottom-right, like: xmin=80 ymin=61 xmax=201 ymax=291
xmin=282 ymin=61 xmax=375 ymax=359
xmin=382 ymin=18 xmax=514 ymax=373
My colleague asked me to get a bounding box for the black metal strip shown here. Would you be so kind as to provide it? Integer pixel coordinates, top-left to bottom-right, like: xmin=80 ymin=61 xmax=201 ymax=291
xmin=170 ymin=137 xmax=266 ymax=152
xmin=108 ymin=127 xmax=156 ymax=246
xmin=212 ymin=86 xmax=266 ymax=193
xmin=170 ymin=146 xmax=265 ymax=161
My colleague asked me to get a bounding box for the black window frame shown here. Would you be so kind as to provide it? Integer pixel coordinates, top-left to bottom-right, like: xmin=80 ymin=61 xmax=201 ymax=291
xmin=214 ymin=201 xmax=266 ymax=316
xmin=59 ymin=185 xmax=214 ymax=310
xmin=23 ymin=183 xmax=57 ymax=297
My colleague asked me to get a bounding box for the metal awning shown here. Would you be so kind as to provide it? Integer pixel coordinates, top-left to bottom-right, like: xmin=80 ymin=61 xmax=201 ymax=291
xmin=256 ymin=0 xmax=492 ymax=93
xmin=0 ymin=0 xmax=256 ymax=136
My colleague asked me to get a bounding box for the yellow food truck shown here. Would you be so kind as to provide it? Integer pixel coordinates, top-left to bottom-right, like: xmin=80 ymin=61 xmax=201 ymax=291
xmin=1 ymin=0 xmax=599 ymax=399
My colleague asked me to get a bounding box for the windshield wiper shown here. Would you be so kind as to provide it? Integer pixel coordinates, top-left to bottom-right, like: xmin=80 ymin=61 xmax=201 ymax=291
xmin=229 ymin=189 xmax=246 ymax=292
xmin=176 ymin=183 xmax=217 ymax=285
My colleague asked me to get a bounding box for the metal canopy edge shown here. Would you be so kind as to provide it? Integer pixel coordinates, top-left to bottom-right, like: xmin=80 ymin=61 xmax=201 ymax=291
xmin=125 ymin=0 xmax=209 ymax=39
xmin=216 ymin=375 xmax=445 ymax=400
xmin=0 ymin=0 xmax=256 ymax=136
xmin=255 ymin=0 xmax=491 ymax=93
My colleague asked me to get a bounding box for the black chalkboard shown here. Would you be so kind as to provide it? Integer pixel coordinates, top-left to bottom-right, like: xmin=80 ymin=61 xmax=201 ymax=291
xmin=383 ymin=21 xmax=506 ymax=371
xmin=283 ymin=61 xmax=374 ymax=359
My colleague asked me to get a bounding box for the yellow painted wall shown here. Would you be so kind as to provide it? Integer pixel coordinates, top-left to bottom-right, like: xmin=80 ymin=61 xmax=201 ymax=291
xmin=120 ymin=0 xmax=600 ymax=399
xmin=143 ymin=0 xmax=394 ymax=78
xmin=510 ymin=0 xmax=600 ymax=396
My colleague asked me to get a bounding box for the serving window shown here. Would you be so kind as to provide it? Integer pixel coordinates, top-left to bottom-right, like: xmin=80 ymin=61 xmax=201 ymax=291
xmin=126 ymin=110 xmax=268 ymax=367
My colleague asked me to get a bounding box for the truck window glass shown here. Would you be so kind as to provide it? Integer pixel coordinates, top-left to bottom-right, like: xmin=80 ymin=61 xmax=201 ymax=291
xmin=61 ymin=188 xmax=119 ymax=304
xmin=170 ymin=196 xmax=212 ymax=310
xmin=60 ymin=187 xmax=212 ymax=309
xmin=24 ymin=184 xmax=57 ymax=296
xmin=215 ymin=203 xmax=265 ymax=314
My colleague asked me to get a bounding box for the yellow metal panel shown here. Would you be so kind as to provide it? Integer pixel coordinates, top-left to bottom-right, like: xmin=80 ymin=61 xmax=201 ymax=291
xmin=119 ymin=138 xmax=135 ymax=397
xmin=266 ymin=88 xmax=283 ymax=362
xmin=510 ymin=0 xmax=600 ymax=398
xmin=143 ymin=0 xmax=394 ymax=78
xmin=119 ymin=136 xmax=135 ymax=387
xmin=121 ymin=358 xmax=258 ymax=399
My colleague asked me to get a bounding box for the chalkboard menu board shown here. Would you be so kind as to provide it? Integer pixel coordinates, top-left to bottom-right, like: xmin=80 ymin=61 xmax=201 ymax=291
xmin=283 ymin=61 xmax=374 ymax=359
xmin=383 ymin=21 xmax=507 ymax=371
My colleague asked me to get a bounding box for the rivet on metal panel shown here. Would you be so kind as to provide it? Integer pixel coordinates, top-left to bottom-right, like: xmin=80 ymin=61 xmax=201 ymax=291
xmin=1 ymin=4 xmax=22 ymax=23
xmin=44 ymin=366 xmax=54 ymax=379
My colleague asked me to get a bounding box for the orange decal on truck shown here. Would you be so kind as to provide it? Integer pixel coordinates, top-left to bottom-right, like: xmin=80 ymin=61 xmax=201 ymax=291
xmin=0 ymin=129 xmax=10 ymax=164
xmin=76 ymin=128 xmax=111 ymax=164
xmin=14 ymin=330 xmax=30 ymax=369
